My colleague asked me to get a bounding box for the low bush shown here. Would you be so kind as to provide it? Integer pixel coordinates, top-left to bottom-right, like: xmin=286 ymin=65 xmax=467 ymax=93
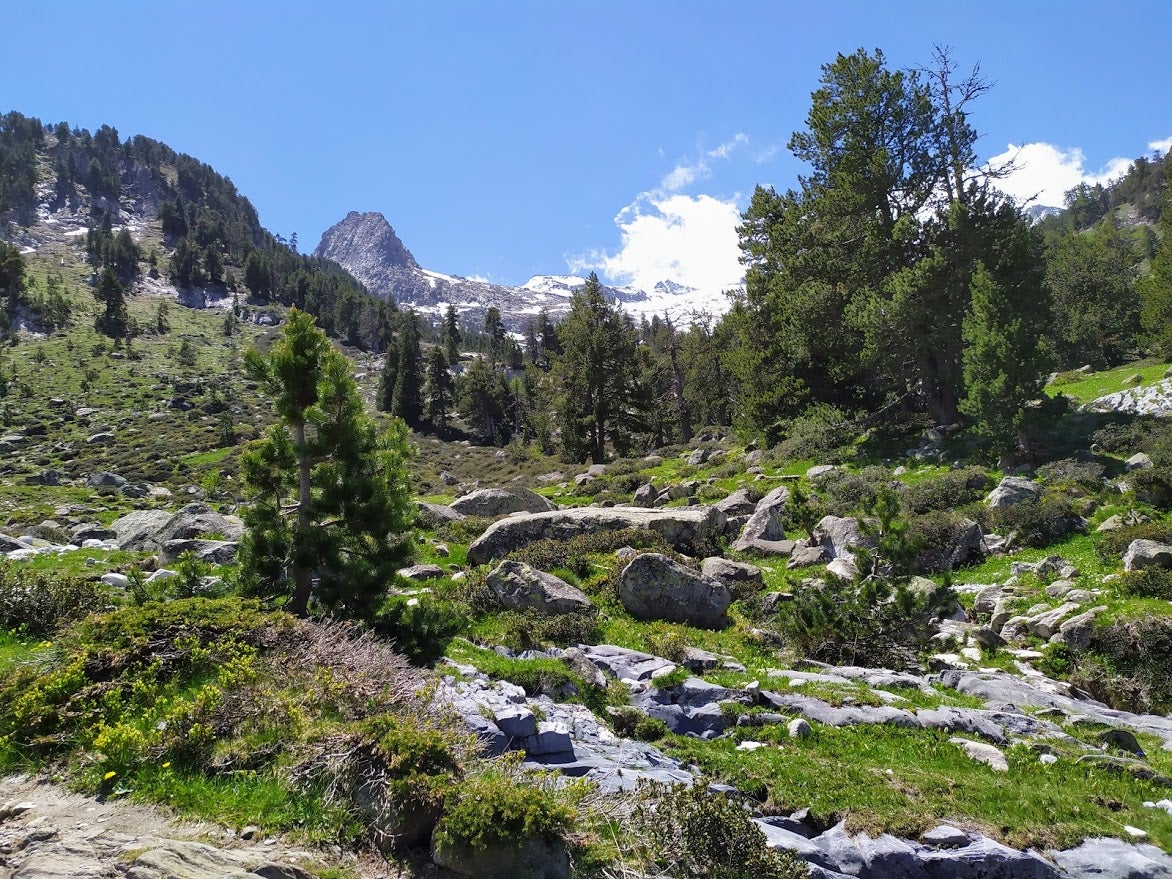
xmin=1093 ymin=521 xmax=1172 ymax=563
xmin=507 ymin=528 xmax=675 ymax=577
xmin=818 ymin=468 xmax=886 ymax=516
xmin=1069 ymin=616 xmax=1172 ymax=714
xmin=624 ymin=781 xmax=806 ymax=879
xmin=768 ymin=403 xmax=860 ymax=464
xmin=1036 ymin=458 xmax=1105 ymax=494
xmin=496 ymin=609 xmax=600 ymax=651
xmin=1115 ymin=566 xmax=1172 ymax=600
xmin=901 ymin=467 xmax=989 ymax=515
xmin=775 ymin=575 xmax=952 ymax=668
xmin=982 ymin=494 xmax=1085 ymax=548
xmin=1132 ymin=465 xmax=1172 ymax=511
xmin=0 ymin=564 xmax=107 ymax=637
xmin=371 ymin=594 xmax=468 ymax=665
xmin=607 ymin=707 xmax=668 ymax=742
xmin=434 ymin=760 xmax=575 ymax=851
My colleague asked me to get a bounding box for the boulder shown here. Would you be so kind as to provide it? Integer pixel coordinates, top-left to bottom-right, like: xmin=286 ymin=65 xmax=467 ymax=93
xmin=467 ymin=505 xmax=726 ymax=565
xmin=109 ymin=509 xmax=173 ymax=551
xmin=86 ymin=471 xmax=127 ymax=489
xmin=486 ymin=560 xmax=594 ymax=615
xmin=396 ymin=564 xmax=447 ymax=581
xmin=918 ymin=518 xmax=985 ymax=572
xmin=450 ymin=487 xmax=556 ymax=518
xmin=700 ymin=556 xmax=763 ymax=588
xmin=575 ymin=644 xmax=677 ymax=682
xmin=788 ymin=543 xmax=831 ymax=568
xmin=155 ymin=503 xmax=244 ymax=545
xmin=738 ymin=485 xmax=790 ymax=544
xmin=1122 ymin=540 xmax=1172 ymax=572
xmin=632 ymin=483 xmax=658 ymax=507
xmin=986 ymin=476 xmax=1042 ymax=508
xmin=1126 ymin=452 xmax=1154 ymax=471
xmin=415 ymin=501 xmax=464 ymax=528
xmin=714 ymin=487 xmax=758 ymax=518
xmin=160 ymin=539 xmax=238 ymax=565
xmin=951 ymin=737 xmax=1009 ymax=771
xmin=617 ymin=553 xmax=731 ymax=629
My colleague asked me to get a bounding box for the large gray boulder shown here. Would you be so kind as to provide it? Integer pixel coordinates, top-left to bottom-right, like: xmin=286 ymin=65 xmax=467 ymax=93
xmin=700 ymin=556 xmax=763 ymax=589
xmin=450 ymin=487 xmax=556 ymax=518
xmin=467 ymin=505 xmax=726 ymax=565
xmin=986 ymin=476 xmax=1042 ymax=508
xmin=617 ymin=552 xmax=731 ymax=629
xmin=415 ymin=501 xmax=464 ymax=527
xmin=735 ymin=485 xmax=790 ymax=546
xmin=714 ymin=487 xmax=758 ymax=518
xmin=112 ymin=504 xmax=244 ymax=552
xmin=1122 ymin=540 xmax=1172 ymax=572
xmin=486 ymin=560 xmax=594 ymax=615
xmin=160 ymin=539 xmax=238 ymax=565
xmin=109 ymin=509 xmax=173 ymax=551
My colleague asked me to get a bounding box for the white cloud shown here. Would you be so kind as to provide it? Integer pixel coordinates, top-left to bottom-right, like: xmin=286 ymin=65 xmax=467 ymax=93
xmin=706 ymin=133 xmax=749 ymax=160
xmin=569 ymin=193 xmax=743 ymax=295
xmin=651 ymin=133 xmax=749 ymax=197
xmin=986 ymin=142 xmax=1133 ymax=207
xmin=753 ymin=144 xmax=780 ymax=164
xmin=1150 ymin=136 xmax=1172 ymax=154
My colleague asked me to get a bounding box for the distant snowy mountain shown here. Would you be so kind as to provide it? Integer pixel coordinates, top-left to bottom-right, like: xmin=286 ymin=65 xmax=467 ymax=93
xmin=315 ymin=212 xmax=738 ymax=327
xmin=1024 ymin=204 xmax=1063 ymax=223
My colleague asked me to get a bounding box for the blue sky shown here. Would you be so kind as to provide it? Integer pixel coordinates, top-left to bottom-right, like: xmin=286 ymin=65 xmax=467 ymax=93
xmin=8 ymin=1 xmax=1172 ymax=294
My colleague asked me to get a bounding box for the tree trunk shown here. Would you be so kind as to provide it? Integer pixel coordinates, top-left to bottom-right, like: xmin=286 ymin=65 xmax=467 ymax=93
xmin=288 ymin=418 xmax=313 ymax=617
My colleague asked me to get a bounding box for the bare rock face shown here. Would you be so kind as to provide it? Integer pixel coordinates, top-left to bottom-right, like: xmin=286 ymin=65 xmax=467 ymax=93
xmin=617 ymin=553 xmax=731 ymax=629
xmin=467 ymin=505 xmax=726 ymax=565
xmin=313 ymin=210 xmax=418 ymax=284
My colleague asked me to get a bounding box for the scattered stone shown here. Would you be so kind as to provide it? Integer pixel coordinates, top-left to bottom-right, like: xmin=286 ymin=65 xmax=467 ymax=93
xmin=788 ymin=718 xmax=812 ymax=739
xmin=397 ymin=563 xmax=447 ymax=581
xmin=700 ymin=556 xmax=763 ymax=588
xmin=986 ymin=476 xmax=1042 ymax=508
xmin=415 ymin=501 xmax=464 ymax=527
xmin=617 ymin=553 xmax=731 ymax=629
xmin=1123 ymin=540 xmax=1172 ymax=572
xmin=950 ymin=738 xmax=1009 ymax=771
xmin=486 ymin=560 xmax=594 ymax=615
xmin=1126 ymin=452 xmax=1154 ymax=471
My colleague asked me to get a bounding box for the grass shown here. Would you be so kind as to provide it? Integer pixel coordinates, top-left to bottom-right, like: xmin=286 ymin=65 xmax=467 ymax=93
xmin=665 ymin=724 xmax=1172 ymax=851
xmin=1047 ymin=360 xmax=1172 ymax=405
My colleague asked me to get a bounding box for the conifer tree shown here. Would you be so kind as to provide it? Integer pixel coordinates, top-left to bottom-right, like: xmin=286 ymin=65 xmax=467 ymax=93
xmin=443 ymin=303 xmax=462 ymax=365
xmin=239 ymin=309 xmax=414 ymax=618
xmin=391 ymin=310 xmax=424 ymax=427
xmin=424 ymin=345 xmax=454 ymax=430
xmin=94 ymin=266 xmax=128 ymax=337
xmin=1139 ymin=151 xmax=1172 ymax=358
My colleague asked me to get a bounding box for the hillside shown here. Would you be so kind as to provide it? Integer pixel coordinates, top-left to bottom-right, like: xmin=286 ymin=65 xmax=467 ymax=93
xmin=2 ymin=95 xmax=1172 ymax=879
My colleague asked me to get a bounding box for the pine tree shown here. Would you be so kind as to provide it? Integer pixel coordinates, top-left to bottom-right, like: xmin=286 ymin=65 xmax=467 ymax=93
xmin=554 ymin=272 xmax=642 ymax=463
xmin=960 ymin=261 xmax=1049 ymax=453
xmin=94 ymin=266 xmax=128 ymax=337
xmin=1139 ymin=150 xmax=1172 ymax=358
xmin=239 ymin=309 xmax=414 ymax=618
xmin=424 ymin=345 xmax=454 ymax=430
xmin=443 ymin=303 xmax=462 ymax=365
xmin=391 ymin=311 xmax=424 ymax=427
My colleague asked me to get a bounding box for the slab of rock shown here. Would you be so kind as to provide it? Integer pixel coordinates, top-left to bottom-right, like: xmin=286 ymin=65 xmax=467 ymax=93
xmin=576 ymin=644 xmax=677 ymax=682
xmin=415 ymin=501 xmax=464 ymax=527
xmin=397 ymin=563 xmax=447 ymax=581
xmin=635 ymin=676 xmax=745 ymax=736
xmin=160 ymin=539 xmax=239 ymax=565
xmin=467 ymin=505 xmax=726 ymax=565
xmin=788 ymin=543 xmax=831 ymax=568
xmin=450 ymin=487 xmax=556 ymax=517
xmin=1125 ymin=452 xmax=1154 ymax=471
xmin=617 ymin=552 xmax=731 ymax=629
xmin=715 ymin=487 xmax=758 ymax=518
xmin=86 ymin=470 xmax=127 ymax=488
xmin=986 ymin=476 xmax=1042 ymax=508
xmin=1049 ymin=837 xmax=1172 ymax=878
xmin=109 ymin=509 xmax=174 ymax=551
xmin=1122 ymin=540 xmax=1172 ymax=572
xmin=486 ymin=560 xmax=593 ymax=615
xmin=700 ymin=556 xmax=763 ymax=588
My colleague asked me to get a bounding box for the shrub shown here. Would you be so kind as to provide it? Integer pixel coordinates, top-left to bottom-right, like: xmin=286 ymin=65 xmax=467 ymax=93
xmin=908 ymin=511 xmax=981 ymax=573
xmin=1036 ymin=458 xmax=1105 ymax=494
xmin=818 ymin=469 xmax=885 ymax=516
xmin=982 ymin=494 xmax=1085 ymax=548
xmin=768 ymin=403 xmax=860 ymax=464
xmin=434 ymin=761 xmax=575 ymax=851
xmin=1115 ymin=566 xmax=1172 ymax=600
xmin=497 ymin=609 xmax=600 ymax=651
xmin=1132 ymin=466 xmax=1172 ymax=511
xmin=607 ymin=706 xmax=667 ymax=742
xmin=776 ymin=575 xmax=951 ymax=668
xmin=902 ymin=467 xmax=989 ymax=515
xmin=625 ymin=781 xmax=806 ymax=879
xmin=1093 ymin=521 xmax=1172 ymax=563
xmin=507 ymin=528 xmax=675 ymax=577
xmin=0 ymin=564 xmax=107 ymax=637
xmin=371 ymin=595 xmax=468 ymax=665
xmin=1069 ymin=616 xmax=1172 ymax=714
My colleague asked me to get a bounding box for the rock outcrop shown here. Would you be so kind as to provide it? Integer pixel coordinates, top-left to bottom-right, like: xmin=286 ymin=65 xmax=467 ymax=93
xmin=617 ymin=552 xmax=731 ymax=629
xmin=466 ymin=505 xmax=726 ymax=565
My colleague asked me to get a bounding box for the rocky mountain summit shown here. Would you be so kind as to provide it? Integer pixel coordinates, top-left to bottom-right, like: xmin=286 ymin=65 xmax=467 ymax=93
xmin=313 ymin=211 xmax=723 ymax=327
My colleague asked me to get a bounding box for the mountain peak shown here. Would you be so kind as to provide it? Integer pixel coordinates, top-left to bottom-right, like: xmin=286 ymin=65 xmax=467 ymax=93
xmin=314 ymin=212 xmax=418 ymax=284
